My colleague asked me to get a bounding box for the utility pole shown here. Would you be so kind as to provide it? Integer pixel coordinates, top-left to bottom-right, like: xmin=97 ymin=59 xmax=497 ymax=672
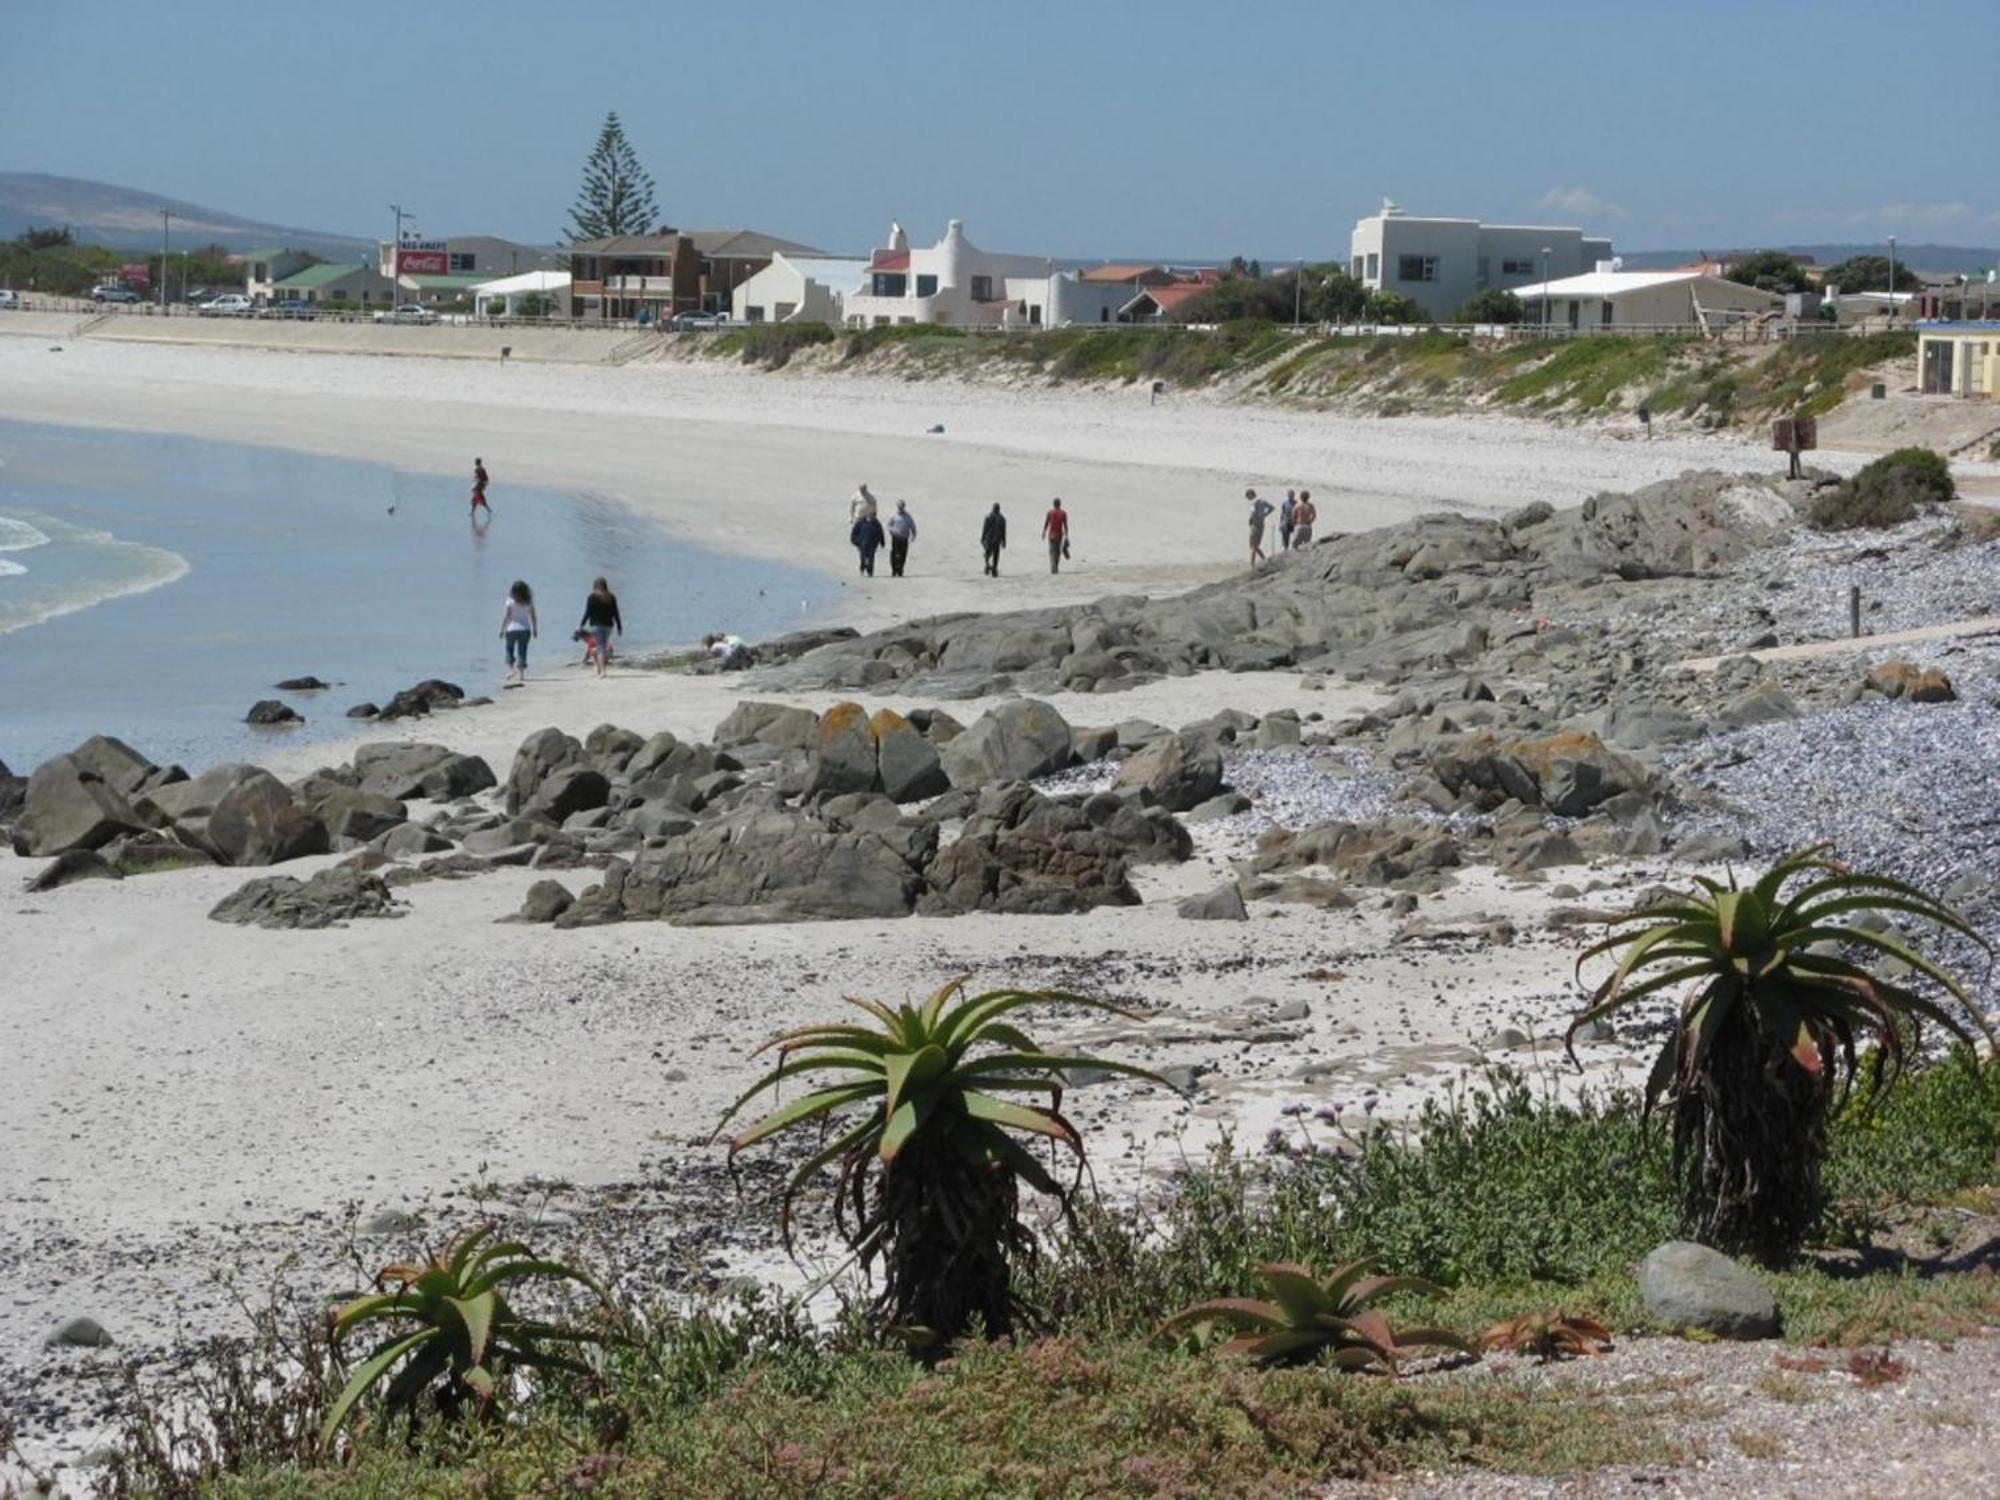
xmin=1886 ymin=234 xmax=1898 ymax=321
xmin=1294 ymin=260 xmax=1304 ymax=326
xmin=159 ymin=210 xmax=172 ymax=311
xmin=1540 ymin=245 xmax=1552 ymax=331
xmin=390 ymin=203 xmax=413 ymax=311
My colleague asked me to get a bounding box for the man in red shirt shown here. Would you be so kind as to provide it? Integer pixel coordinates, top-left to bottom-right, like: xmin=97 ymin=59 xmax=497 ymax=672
xmin=1042 ymin=498 xmax=1069 ymax=574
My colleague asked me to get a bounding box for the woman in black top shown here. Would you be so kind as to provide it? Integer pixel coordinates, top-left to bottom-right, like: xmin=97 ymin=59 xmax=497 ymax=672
xmin=579 ymin=576 xmax=622 ymax=677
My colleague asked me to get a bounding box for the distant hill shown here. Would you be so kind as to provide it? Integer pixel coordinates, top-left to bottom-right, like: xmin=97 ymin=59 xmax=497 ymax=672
xmin=0 ymin=172 xmax=372 ymax=256
xmin=1618 ymin=243 xmax=1999 ymax=277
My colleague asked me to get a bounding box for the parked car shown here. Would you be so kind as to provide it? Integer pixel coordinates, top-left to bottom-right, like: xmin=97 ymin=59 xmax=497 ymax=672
xmin=0 ymin=290 xmax=25 ymax=311
xmin=266 ymin=299 xmax=318 ymax=320
xmin=374 ymin=303 xmax=438 ymax=324
xmin=202 ymin=294 xmax=255 ymax=317
xmin=91 ymin=284 xmax=142 ymax=304
xmin=669 ymin=310 xmax=731 ymax=331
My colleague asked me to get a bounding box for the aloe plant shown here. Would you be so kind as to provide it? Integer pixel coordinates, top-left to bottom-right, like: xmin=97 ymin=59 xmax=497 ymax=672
xmin=718 ymin=978 xmax=1162 ymax=1345
xmin=321 ymin=1225 xmax=611 ymax=1445
xmin=1479 ymin=1311 xmax=1613 ymax=1362
xmin=1161 ymin=1258 xmax=1473 ymax=1370
xmin=1569 ymin=845 xmax=1992 ymax=1264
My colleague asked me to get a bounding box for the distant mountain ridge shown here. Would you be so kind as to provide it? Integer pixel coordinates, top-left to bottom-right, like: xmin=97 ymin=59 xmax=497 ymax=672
xmin=0 ymin=172 xmax=373 ymax=256
xmin=1617 ymin=243 xmax=1999 ymax=276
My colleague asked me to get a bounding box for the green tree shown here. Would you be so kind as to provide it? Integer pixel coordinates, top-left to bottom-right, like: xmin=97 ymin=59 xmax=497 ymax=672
xmin=1306 ymin=269 xmax=1369 ymax=322
xmin=1823 ymin=253 xmax=1919 ymax=294
xmin=1726 ymin=250 xmax=1811 ymax=294
xmin=15 ymin=225 xmax=73 ymax=250
xmin=565 ymin=110 xmax=658 ymax=243
xmin=1363 ymin=290 xmax=1428 ymax=324
xmin=1453 ymin=288 xmax=1524 ymax=324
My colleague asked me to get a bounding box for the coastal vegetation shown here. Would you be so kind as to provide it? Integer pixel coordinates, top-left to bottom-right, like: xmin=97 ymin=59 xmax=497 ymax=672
xmin=1807 ymin=445 xmax=1957 ymax=531
xmin=691 ymin=319 xmax=1916 ymax=430
xmin=90 ymin=855 xmax=2000 ymax=1498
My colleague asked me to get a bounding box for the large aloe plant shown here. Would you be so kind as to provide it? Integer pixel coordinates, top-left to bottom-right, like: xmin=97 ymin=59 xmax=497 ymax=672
xmin=1161 ymin=1258 xmax=1473 ymax=1370
xmin=718 ymin=978 xmax=1162 ymax=1345
xmin=1569 ymin=845 xmax=1992 ymax=1264
xmin=321 ymin=1225 xmax=611 ymax=1445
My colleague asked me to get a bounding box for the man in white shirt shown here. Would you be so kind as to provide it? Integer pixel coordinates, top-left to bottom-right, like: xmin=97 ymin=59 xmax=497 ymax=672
xmin=886 ymin=500 xmax=918 ymax=577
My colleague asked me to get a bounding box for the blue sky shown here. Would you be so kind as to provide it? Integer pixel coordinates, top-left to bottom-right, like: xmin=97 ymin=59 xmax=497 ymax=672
xmin=4 ymin=0 xmax=1994 ymax=258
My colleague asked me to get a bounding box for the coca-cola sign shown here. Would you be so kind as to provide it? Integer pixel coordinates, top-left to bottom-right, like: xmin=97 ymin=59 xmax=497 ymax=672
xmin=395 ymin=240 xmax=447 ymax=275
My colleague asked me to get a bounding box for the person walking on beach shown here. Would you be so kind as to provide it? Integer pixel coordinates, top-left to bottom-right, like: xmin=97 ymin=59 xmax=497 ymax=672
xmin=887 ymin=500 xmax=918 ymax=578
xmin=1292 ymin=489 xmax=1317 ymax=548
xmin=1246 ymin=487 xmax=1274 ymax=569
xmin=981 ymin=502 xmax=1007 ymax=577
xmin=851 ymin=510 xmax=885 ymax=576
xmin=850 ymin=482 xmax=878 ymax=523
xmin=499 ymin=579 xmax=537 ymax=683
xmin=1279 ymin=489 xmax=1297 ymax=552
xmin=1042 ymin=498 xmax=1070 ymax=575
xmin=579 ymin=576 xmax=622 ymax=678
xmin=471 ymin=458 xmax=491 ymax=518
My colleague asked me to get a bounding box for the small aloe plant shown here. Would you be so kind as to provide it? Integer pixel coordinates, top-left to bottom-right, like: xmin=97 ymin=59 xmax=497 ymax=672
xmin=1479 ymin=1311 xmax=1614 ymax=1362
xmin=1161 ymin=1258 xmax=1474 ymax=1371
xmin=320 ymin=1225 xmax=612 ymax=1445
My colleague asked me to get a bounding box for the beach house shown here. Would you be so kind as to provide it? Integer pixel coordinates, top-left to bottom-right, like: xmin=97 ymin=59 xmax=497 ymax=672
xmin=731 ymin=252 xmax=869 ymax=324
xmin=1509 ymin=269 xmax=1780 ymax=331
xmin=240 ymin=248 xmax=317 ymax=303
xmin=569 ymin=229 xmax=825 ymax=322
xmin=841 ymin=220 xmax=1062 ymax=328
xmin=1916 ymin=322 xmax=2000 ymax=397
xmin=1349 ymin=202 xmax=1613 ymax=321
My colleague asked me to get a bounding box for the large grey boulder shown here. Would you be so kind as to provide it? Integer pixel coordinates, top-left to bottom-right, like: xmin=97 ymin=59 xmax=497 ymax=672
xmin=137 ymin=762 xmax=264 ymax=831
xmin=67 ymin=736 xmax=159 ymax=797
xmin=314 ymin=789 xmax=409 ymax=847
xmin=608 ymin=806 xmax=926 ymax=923
xmin=1638 ymin=1241 xmax=1780 ymax=1340
xmin=1112 ymin=733 xmax=1223 ymax=813
xmin=939 ymin=699 xmax=1074 ymax=789
xmin=1178 ymin=882 xmax=1248 ymax=921
xmin=11 ymin=756 xmax=149 ymax=856
xmin=208 ymin=867 xmax=401 ymax=929
xmin=921 ymin=784 xmax=1140 ymax=915
xmin=625 ymin=730 xmax=711 ymax=783
xmin=206 ymin=771 xmax=329 ymax=865
xmin=805 ymin=702 xmax=881 ymax=798
xmin=872 ymin=709 xmax=947 ymax=803
xmin=352 ymin=742 xmax=496 ymax=802
xmin=525 ymin=765 xmax=611 ymax=823
xmin=505 ymin=728 xmax=583 ymax=815
xmin=713 ymin=701 xmax=819 ymax=752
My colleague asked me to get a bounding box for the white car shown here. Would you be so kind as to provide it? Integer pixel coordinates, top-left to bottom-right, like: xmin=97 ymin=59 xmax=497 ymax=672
xmin=202 ymin=294 xmax=254 ymax=317
xmin=374 ymin=303 xmax=438 ymax=324
xmin=0 ymin=290 xmax=25 ymax=311
xmin=669 ymin=309 xmax=731 ymax=331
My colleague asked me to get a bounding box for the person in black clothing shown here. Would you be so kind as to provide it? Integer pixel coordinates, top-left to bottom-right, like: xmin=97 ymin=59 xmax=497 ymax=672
xmin=851 ymin=512 xmax=885 ymax=576
xmin=579 ymin=576 xmax=622 ymax=678
xmin=980 ymin=503 xmax=1007 ymax=576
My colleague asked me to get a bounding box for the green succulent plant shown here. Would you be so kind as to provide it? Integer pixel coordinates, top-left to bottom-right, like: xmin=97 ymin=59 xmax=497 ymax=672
xmin=1161 ymin=1258 xmax=1474 ymax=1370
xmin=321 ymin=1225 xmax=612 ymax=1446
xmin=1569 ymin=845 xmax=1993 ymax=1264
xmin=718 ymin=978 xmax=1164 ymax=1345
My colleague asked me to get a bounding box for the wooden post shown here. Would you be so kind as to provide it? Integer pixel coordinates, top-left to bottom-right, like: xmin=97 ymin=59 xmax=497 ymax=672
xmin=1849 ymin=585 xmax=1861 ymax=639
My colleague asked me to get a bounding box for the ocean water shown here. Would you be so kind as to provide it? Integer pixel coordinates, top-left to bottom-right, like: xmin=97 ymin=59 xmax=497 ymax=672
xmin=0 ymin=420 xmax=835 ymax=772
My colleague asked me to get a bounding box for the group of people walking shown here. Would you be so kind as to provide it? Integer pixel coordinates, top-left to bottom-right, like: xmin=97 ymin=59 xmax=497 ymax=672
xmin=1245 ymin=486 xmax=1317 ymax=568
xmin=849 ymin=482 xmax=1074 ymax=579
xmin=498 ymin=576 xmax=623 ymax=683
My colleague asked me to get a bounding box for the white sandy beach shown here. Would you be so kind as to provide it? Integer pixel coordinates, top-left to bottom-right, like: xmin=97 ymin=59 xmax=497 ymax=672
xmin=0 ymin=338 xmax=1793 ymax=1477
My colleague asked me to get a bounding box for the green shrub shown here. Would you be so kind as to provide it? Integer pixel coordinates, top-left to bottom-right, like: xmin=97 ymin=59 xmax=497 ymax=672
xmin=841 ymin=323 xmax=969 ymax=361
xmin=1453 ymin=289 xmax=1524 ymax=324
xmin=1363 ymin=291 xmax=1428 ymax=324
xmin=712 ymin=323 xmax=835 ymax=369
xmin=1809 ymin=445 xmax=1955 ymax=529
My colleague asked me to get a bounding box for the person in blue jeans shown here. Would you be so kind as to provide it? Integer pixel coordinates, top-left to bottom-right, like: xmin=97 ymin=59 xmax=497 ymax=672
xmin=499 ymin=579 xmax=538 ymax=683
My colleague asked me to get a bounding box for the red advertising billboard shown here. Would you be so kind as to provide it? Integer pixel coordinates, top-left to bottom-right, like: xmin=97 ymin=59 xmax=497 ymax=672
xmin=120 ymin=263 xmax=150 ymax=289
xmin=396 ymin=240 xmax=448 ymax=275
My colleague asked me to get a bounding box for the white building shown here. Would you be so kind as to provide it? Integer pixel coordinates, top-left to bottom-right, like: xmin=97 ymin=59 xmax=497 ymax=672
xmin=472 ymin=270 xmax=572 ymax=319
xmin=843 ymin=220 xmax=1064 ymax=327
xmin=732 ymin=253 xmax=868 ymax=324
xmin=1349 ymin=201 xmax=1613 ymax=320
xmin=1510 ymin=270 xmax=1781 ymax=331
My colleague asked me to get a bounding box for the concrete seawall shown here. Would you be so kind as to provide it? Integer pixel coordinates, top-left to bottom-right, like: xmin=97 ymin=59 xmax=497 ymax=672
xmin=0 ymin=312 xmax=645 ymax=364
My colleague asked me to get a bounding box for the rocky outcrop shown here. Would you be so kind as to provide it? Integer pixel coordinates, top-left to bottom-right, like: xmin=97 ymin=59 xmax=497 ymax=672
xmin=1864 ymin=659 xmax=1955 ymax=703
xmin=803 ymin=703 xmax=949 ymax=803
xmin=920 ymin=783 xmax=1142 ymax=916
xmin=10 ymin=755 xmax=149 ymax=856
xmin=206 ymin=771 xmax=330 ymax=865
xmin=505 ymin=728 xmax=584 ymax=815
xmin=208 ymin=867 xmax=401 ymax=929
xmin=353 ymin=742 xmax=497 ymax=802
xmin=245 ymin=700 xmax=302 ymax=726
xmin=1111 ymin=733 xmax=1224 ymax=813
xmin=1427 ymin=730 xmax=1649 ymax=818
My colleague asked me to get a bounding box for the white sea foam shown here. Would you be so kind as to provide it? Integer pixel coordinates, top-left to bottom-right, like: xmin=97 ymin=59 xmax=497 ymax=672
xmin=0 ymin=557 xmax=24 ymax=577
xmin=0 ymin=514 xmax=51 ymax=552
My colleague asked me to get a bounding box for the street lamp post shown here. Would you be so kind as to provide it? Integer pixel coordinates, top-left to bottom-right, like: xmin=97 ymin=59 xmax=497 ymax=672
xmin=1886 ymin=235 xmax=1898 ymax=320
xmin=1540 ymin=245 xmax=1552 ymax=331
xmin=390 ymin=203 xmax=414 ymax=312
xmin=159 ymin=210 xmax=173 ymax=312
xmin=1294 ymin=259 xmax=1304 ymax=326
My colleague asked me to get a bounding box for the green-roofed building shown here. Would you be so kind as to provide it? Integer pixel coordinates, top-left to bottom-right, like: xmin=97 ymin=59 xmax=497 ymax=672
xmin=271 ymin=261 xmax=397 ymax=307
xmin=241 ymin=247 xmax=317 ymax=300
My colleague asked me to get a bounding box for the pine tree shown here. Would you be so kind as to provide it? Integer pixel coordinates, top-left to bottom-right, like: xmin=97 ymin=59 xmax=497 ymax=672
xmin=565 ymin=111 xmax=658 ymax=242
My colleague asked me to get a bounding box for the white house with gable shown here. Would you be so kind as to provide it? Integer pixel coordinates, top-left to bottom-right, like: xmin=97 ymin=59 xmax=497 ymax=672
xmin=843 ymin=219 xmax=1065 ymax=327
xmin=732 ymin=253 xmax=869 ymax=324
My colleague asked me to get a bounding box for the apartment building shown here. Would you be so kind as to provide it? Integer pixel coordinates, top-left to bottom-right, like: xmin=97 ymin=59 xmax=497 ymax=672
xmin=1349 ymin=201 xmax=1612 ymax=320
xmin=569 ymin=229 xmax=824 ymax=321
